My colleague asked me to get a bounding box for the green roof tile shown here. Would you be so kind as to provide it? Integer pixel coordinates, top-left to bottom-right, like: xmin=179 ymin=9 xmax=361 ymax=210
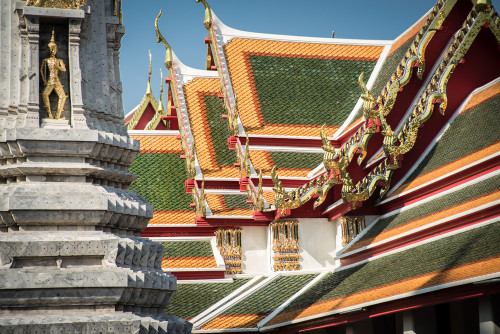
xmin=224 ymin=274 xmax=318 ymax=315
xmin=128 ymin=152 xmax=192 ymax=211
xmin=371 ymin=39 xmax=415 ymax=99
xmin=405 ymin=93 xmax=500 ymax=182
xmin=223 ymin=195 xmax=252 ymax=209
xmin=249 ymin=55 xmax=377 ymax=126
xmin=270 ymin=151 xmax=324 ymax=170
xmin=165 ymin=278 xmax=251 ymax=320
xmin=160 ymin=241 xmax=214 ymax=258
xmin=203 ymin=94 xmax=238 ymax=167
xmin=361 ymin=174 xmax=500 ymax=242
xmin=283 ymin=222 xmax=500 ymax=313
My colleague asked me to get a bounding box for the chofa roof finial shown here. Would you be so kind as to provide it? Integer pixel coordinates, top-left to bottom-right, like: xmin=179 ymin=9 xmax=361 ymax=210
xmin=155 ymin=10 xmax=174 ymax=69
xmin=196 ymin=0 xmax=213 ymax=30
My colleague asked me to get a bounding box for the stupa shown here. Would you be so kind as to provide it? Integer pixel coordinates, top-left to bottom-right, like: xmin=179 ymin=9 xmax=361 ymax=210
xmin=0 ymin=0 xmax=191 ymax=332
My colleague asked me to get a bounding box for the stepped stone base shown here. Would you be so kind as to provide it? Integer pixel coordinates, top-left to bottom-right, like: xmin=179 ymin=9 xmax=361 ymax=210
xmin=0 ymin=311 xmax=192 ymax=334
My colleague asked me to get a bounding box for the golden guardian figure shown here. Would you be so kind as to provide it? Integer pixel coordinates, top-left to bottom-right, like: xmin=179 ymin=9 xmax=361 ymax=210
xmin=40 ymin=28 xmax=67 ymax=119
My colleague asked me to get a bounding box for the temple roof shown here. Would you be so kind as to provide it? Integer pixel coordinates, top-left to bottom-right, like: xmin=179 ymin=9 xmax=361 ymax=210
xmin=177 ymin=220 xmax=500 ymax=330
xmin=125 ymin=1 xmax=500 ymax=327
xmin=125 ymin=52 xmax=168 ymax=131
xmin=128 ymin=132 xmax=196 ymax=225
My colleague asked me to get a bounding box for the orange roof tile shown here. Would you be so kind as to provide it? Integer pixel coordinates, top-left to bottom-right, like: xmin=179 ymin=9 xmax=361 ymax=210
xmin=390 ymin=84 xmax=500 ymax=197
xmin=269 ymin=256 xmax=500 ymax=325
xmin=391 ymin=141 xmax=499 ymax=197
xmin=183 ymin=78 xmax=241 ymax=178
xmin=148 ymin=211 xmax=196 ymax=225
xmin=350 ymin=190 xmax=499 ymax=252
xmin=205 ymin=194 xmax=253 ymax=217
xmin=388 ymin=13 xmax=428 ymax=57
xmin=262 ymin=191 xmax=275 ymax=206
xmin=130 ymin=135 xmax=183 ymax=154
xmin=162 ymin=256 xmax=217 ymax=269
xmin=460 ymin=82 xmax=500 ymax=115
xmin=223 ymin=38 xmax=384 ymax=137
xmin=203 ymin=314 xmax=266 ymax=330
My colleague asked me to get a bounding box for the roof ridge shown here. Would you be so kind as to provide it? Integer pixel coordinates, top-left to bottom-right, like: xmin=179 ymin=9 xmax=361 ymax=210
xmin=210 ymin=10 xmax=392 ymax=46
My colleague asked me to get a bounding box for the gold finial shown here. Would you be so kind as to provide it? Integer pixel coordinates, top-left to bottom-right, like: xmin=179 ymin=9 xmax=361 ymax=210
xmin=155 ymin=11 xmax=174 ymax=69
xmin=158 ymin=68 xmax=165 ymax=114
xmin=49 ymin=27 xmax=56 ymax=48
xmin=146 ymin=50 xmax=153 ymax=97
xmin=331 ymin=30 xmax=335 ymax=38
xmin=476 ymin=0 xmax=492 ymax=11
xmin=196 ymin=0 xmax=213 ymax=30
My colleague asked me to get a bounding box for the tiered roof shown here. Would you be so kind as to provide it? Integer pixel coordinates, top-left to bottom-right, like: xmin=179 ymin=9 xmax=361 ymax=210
xmin=125 ymin=0 xmax=500 ymax=331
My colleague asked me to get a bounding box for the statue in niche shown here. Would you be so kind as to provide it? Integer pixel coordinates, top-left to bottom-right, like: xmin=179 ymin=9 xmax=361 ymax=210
xmin=40 ymin=29 xmax=67 ymax=120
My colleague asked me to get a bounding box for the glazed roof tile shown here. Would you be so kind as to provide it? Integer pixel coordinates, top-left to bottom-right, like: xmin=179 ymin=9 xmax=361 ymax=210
xmin=130 ymin=135 xmax=183 ymax=154
xmin=202 ymin=273 xmax=318 ymax=330
xmin=349 ymin=173 xmax=500 ymax=252
xmin=369 ymin=36 xmax=417 ymax=102
xmin=148 ymin=210 xmax=195 ymax=225
xmin=268 ymin=222 xmax=500 ymax=326
xmin=388 ymin=12 xmax=428 ymax=57
xmin=128 ymin=151 xmax=193 ymax=213
xmin=162 ymin=256 xmax=217 ymax=269
xmin=205 ymin=194 xmax=253 ymax=217
xmin=160 ymin=241 xmax=214 ymax=258
xmin=182 ymin=78 xmax=240 ymax=178
xmin=165 ymin=278 xmax=251 ymax=320
xmin=391 ymin=87 xmax=500 ymax=196
xmin=249 ymin=151 xmax=324 ymax=177
xmin=223 ymin=38 xmax=384 ymax=137
xmin=262 ymin=191 xmax=275 ymax=206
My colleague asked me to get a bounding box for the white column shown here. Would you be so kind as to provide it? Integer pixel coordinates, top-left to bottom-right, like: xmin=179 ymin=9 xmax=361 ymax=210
xmin=403 ymin=310 xmax=416 ymax=334
xmin=479 ymin=295 xmax=497 ymax=334
xmin=346 ymin=324 xmax=354 ymax=334
xmin=25 ymin=15 xmax=40 ymax=127
xmin=0 ymin=0 xmax=11 ymax=128
xmin=68 ymin=18 xmax=87 ymax=129
xmin=16 ymin=6 xmax=30 ymax=127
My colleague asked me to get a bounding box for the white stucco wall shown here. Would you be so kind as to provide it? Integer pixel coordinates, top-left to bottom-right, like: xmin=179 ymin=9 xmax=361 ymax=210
xmin=298 ymin=218 xmax=338 ymax=270
xmin=241 ymin=226 xmax=270 ymax=274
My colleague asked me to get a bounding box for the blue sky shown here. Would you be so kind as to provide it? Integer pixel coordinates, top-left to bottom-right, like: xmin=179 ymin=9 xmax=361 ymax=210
xmin=120 ymin=0 xmax=449 ymax=114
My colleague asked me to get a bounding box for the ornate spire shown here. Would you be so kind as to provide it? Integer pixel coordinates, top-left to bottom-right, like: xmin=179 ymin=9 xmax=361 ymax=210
xmin=146 ymin=50 xmax=153 ymax=97
xmin=49 ymin=27 xmax=56 ymax=49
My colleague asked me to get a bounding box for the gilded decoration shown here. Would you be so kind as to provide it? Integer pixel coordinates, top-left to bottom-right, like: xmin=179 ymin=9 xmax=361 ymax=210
xmin=343 ymin=2 xmax=498 ymax=203
xmin=145 ymin=68 xmax=168 ymax=130
xmin=194 ymin=177 xmax=206 ymax=217
xmin=40 ymin=29 xmax=67 ymax=120
xmin=270 ymin=0 xmax=500 ymax=214
xmin=215 ymin=228 xmax=242 ymax=274
xmin=26 ymin=0 xmax=86 ymax=9
xmin=340 ymin=216 xmax=366 ymax=247
xmin=271 ymin=220 xmax=300 ymax=271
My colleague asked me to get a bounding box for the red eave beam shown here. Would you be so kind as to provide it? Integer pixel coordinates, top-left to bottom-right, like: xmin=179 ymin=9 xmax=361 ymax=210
xmin=141 ymin=226 xmax=216 ymax=237
xmin=196 ymin=217 xmax=270 ymax=227
xmin=171 ymin=270 xmax=225 ymax=280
